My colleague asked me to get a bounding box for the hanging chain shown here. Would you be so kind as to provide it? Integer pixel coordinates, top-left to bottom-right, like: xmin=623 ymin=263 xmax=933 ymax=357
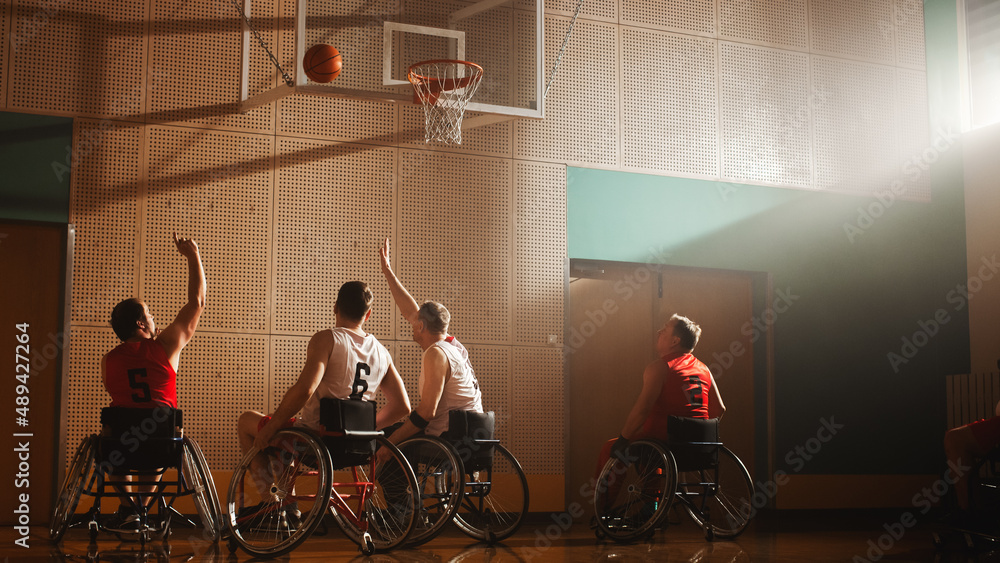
xmin=543 ymin=0 xmax=586 ymax=100
xmin=229 ymin=0 xmax=295 ymax=87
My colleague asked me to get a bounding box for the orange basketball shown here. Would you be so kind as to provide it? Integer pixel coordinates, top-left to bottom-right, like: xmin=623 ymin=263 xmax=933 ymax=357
xmin=303 ymin=44 xmax=342 ymax=83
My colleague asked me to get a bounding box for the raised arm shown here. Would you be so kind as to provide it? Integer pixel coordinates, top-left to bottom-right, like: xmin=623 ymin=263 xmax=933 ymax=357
xmin=157 ymin=233 xmax=206 ymax=368
xmin=379 ymin=237 xmax=421 ymax=327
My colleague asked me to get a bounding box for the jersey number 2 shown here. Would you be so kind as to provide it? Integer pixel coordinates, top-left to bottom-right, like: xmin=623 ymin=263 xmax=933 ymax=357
xmin=128 ymin=368 xmax=151 ymax=403
xmin=350 ymin=363 xmax=370 ymax=400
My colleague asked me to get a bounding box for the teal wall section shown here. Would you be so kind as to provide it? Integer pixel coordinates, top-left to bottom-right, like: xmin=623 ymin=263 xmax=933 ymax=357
xmin=0 ymin=112 xmax=73 ymax=222
xmin=567 ymin=0 xmax=967 ymax=475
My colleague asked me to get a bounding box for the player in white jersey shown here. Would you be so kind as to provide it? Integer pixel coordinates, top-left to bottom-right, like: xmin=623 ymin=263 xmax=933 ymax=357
xmin=375 ymin=238 xmax=483 ymax=461
xmin=238 ymin=281 xmax=410 ymax=455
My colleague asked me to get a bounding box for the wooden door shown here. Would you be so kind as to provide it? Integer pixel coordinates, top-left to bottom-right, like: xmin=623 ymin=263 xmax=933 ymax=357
xmin=567 ymin=261 xmax=755 ymax=514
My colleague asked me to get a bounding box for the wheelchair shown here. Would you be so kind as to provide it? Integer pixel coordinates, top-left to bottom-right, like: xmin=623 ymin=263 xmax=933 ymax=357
xmin=225 ymin=398 xmax=421 ymax=558
xmin=933 ymin=445 xmax=1000 ymax=549
xmin=593 ymin=416 xmax=754 ymax=542
xmin=49 ymin=407 xmax=222 ymax=547
xmin=396 ymin=410 xmax=530 ymax=546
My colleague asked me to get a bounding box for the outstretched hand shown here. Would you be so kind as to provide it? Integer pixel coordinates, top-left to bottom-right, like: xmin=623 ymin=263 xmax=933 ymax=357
xmin=173 ymin=232 xmax=200 ymax=259
xmin=379 ymin=237 xmax=393 ymax=276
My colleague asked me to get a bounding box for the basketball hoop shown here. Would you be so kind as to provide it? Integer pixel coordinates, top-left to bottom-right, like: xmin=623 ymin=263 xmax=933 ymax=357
xmin=408 ymin=60 xmax=484 ymax=144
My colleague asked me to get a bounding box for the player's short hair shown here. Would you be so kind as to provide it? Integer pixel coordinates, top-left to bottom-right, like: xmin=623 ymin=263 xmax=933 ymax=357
xmin=670 ymin=314 xmax=702 ymax=351
xmin=418 ymin=301 xmax=450 ymax=335
xmin=111 ymin=298 xmax=146 ymax=341
xmin=335 ymin=281 xmax=374 ymax=322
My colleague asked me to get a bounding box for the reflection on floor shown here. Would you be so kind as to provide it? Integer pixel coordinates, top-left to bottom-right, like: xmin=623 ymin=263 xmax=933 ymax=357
xmin=8 ymin=509 xmax=1000 ymax=562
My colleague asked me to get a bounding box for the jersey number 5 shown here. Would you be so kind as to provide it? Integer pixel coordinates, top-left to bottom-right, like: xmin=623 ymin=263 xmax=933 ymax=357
xmin=350 ymin=363 xmax=370 ymax=400
xmin=128 ymin=368 xmax=151 ymax=403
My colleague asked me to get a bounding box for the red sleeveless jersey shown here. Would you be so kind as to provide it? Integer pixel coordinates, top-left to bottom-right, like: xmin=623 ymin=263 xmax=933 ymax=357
xmin=641 ymin=352 xmax=712 ymax=440
xmin=103 ymin=339 xmax=178 ymax=408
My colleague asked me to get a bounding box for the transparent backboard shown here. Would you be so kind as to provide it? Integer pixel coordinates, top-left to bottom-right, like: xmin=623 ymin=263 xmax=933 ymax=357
xmin=284 ymin=0 xmax=543 ymax=118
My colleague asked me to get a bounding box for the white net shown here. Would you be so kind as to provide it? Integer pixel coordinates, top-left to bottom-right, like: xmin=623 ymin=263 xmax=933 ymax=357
xmin=408 ymin=60 xmax=484 ymax=144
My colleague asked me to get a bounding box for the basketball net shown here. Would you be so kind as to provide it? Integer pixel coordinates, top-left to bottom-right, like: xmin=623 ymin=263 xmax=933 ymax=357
xmin=408 ymin=60 xmax=484 ymax=144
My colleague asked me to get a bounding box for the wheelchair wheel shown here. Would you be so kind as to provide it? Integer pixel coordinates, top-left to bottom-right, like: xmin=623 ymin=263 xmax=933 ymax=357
xmin=225 ymin=428 xmax=332 ymax=558
xmin=50 ymin=435 xmax=99 ymax=542
xmin=397 ymin=436 xmax=464 ymax=547
xmin=453 ymin=443 xmax=529 ymax=543
xmin=331 ymin=436 xmax=419 ymax=552
xmin=181 ymin=437 xmax=222 ymax=542
xmin=594 ymin=440 xmax=677 ymax=542
xmin=678 ymin=445 xmax=754 ymax=540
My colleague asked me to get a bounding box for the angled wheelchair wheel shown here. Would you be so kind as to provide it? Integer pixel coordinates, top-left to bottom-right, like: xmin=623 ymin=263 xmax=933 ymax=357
xmin=397 ymin=436 xmax=464 ymax=547
xmin=225 ymin=428 xmax=332 ymax=558
xmin=453 ymin=443 xmax=529 ymax=543
xmin=181 ymin=437 xmax=222 ymax=543
xmin=50 ymin=435 xmax=99 ymax=542
xmin=331 ymin=436 xmax=419 ymax=552
xmin=594 ymin=440 xmax=677 ymax=543
xmin=678 ymin=445 xmax=754 ymax=540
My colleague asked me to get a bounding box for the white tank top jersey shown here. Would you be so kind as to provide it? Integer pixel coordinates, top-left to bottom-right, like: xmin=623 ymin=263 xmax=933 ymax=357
xmin=298 ymin=327 xmax=391 ymax=429
xmin=425 ymin=336 xmax=483 ymax=436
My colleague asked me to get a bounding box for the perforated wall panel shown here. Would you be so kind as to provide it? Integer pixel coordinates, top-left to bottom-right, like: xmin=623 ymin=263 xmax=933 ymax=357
xmin=515 ymin=16 xmax=617 ymax=166
xmin=400 ymin=106 xmax=512 ymax=157
xmin=1 ymin=1 xmax=9 ymax=108
xmin=270 ymin=335 xmax=310 ymax=417
xmin=895 ymin=0 xmax=926 ymax=69
xmin=69 ymin=120 xmax=143 ymax=325
xmin=719 ymin=0 xmax=808 ymax=51
xmin=64 ymin=327 xmax=120 ymax=470
xmin=621 ymin=0 xmax=715 ymax=36
xmin=719 ymin=42 xmax=812 ymax=187
xmin=273 ymin=138 xmax=396 ymax=337
xmin=148 ymin=0 xmax=275 ymax=131
xmin=141 ymin=126 xmax=273 ymax=332
xmin=895 ymin=69 xmax=931 ymax=201
xmin=9 ymin=0 xmax=146 ymax=117
xmin=532 ymin=0 xmax=615 ymax=21
xmin=514 ymin=161 xmax=565 ymax=346
xmin=511 ymin=347 xmax=563 ymax=473
xmin=176 ymin=333 xmax=269 ymax=469
xmin=398 ymin=150 xmax=512 ymax=344
xmin=810 ymin=0 xmax=894 ymax=65
xmin=811 ymin=57 xmax=898 ymax=194
xmin=622 ymin=27 xmax=718 ymax=177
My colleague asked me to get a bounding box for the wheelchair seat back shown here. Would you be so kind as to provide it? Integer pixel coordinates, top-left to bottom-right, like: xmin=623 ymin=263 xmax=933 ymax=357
xmin=99 ymin=406 xmax=183 ymax=474
xmin=320 ymin=398 xmax=377 ymax=469
xmin=443 ymin=410 xmax=496 ymax=472
xmin=667 ymin=416 xmax=721 ymax=472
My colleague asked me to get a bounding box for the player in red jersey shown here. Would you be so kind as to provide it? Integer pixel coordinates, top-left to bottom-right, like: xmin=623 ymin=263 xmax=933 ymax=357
xmin=595 ymin=314 xmax=725 ymax=475
xmin=101 ymin=233 xmax=206 ymax=530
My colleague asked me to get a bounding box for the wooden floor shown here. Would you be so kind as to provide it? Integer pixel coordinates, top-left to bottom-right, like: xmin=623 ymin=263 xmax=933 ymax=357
xmin=8 ymin=510 xmax=1000 ymax=562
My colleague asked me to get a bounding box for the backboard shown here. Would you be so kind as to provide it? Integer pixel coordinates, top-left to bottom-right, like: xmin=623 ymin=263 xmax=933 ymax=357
xmin=240 ymin=0 xmax=544 ymax=119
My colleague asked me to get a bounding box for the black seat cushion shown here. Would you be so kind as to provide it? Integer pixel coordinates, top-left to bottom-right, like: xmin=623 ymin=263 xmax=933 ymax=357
xmin=667 ymin=416 xmax=720 ymax=472
xmin=99 ymin=406 xmax=183 ymax=473
xmin=443 ymin=410 xmax=496 ymax=472
xmin=320 ymin=398 xmax=377 ymax=470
